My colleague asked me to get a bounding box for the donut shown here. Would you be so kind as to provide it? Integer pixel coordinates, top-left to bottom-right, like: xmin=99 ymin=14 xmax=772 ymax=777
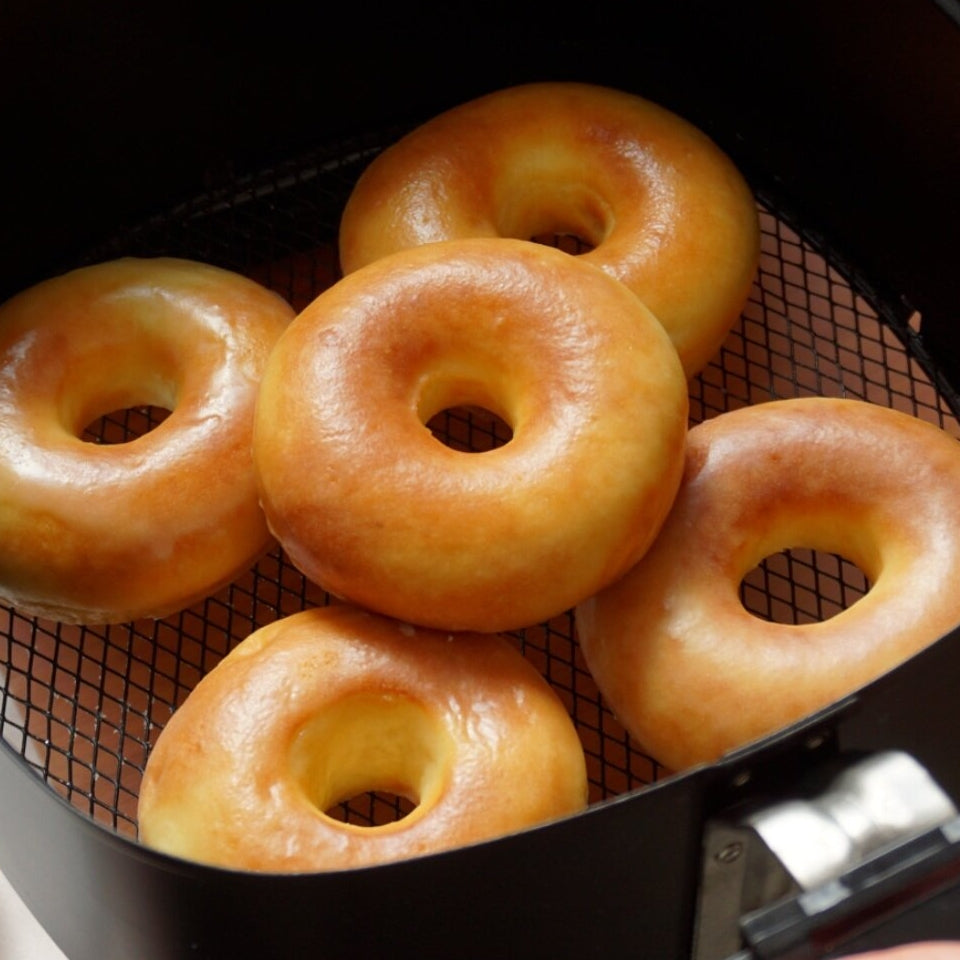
xmin=0 ymin=257 xmax=295 ymax=623
xmin=338 ymin=81 xmax=761 ymax=378
xmin=576 ymin=398 xmax=960 ymax=771
xmin=253 ymin=237 xmax=689 ymax=633
xmin=137 ymin=603 xmax=589 ymax=871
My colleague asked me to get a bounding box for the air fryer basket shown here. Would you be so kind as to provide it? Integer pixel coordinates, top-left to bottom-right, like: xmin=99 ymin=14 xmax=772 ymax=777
xmin=0 ymin=2 xmax=958 ymax=958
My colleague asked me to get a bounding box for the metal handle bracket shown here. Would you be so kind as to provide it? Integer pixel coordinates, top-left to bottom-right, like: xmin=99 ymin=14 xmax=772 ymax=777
xmin=694 ymin=751 xmax=959 ymax=960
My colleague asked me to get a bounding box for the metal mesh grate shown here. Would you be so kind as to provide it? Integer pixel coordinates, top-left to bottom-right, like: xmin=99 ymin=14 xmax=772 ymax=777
xmin=1 ymin=130 xmax=958 ymax=839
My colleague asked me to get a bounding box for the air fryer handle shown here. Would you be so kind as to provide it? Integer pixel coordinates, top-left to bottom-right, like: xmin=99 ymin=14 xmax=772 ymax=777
xmin=696 ymin=750 xmax=960 ymax=960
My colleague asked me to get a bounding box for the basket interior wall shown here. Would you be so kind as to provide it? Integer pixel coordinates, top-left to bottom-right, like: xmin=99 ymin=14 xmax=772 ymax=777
xmin=1 ymin=132 xmax=958 ymax=841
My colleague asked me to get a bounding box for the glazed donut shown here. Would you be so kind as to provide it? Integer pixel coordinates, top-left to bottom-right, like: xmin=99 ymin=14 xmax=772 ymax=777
xmin=137 ymin=603 xmax=589 ymax=871
xmin=339 ymin=81 xmax=760 ymax=377
xmin=576 ymin=398 xmax=960 ymax=770
xmin=0 ymin=257 xmax=294 ymax=623
xmin=253 ymin=237 xmax=689 ymax=633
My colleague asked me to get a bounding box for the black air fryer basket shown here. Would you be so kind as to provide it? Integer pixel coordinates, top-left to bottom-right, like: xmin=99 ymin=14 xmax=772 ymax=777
xmin=0 ymin=2 xmax=959 ymax=957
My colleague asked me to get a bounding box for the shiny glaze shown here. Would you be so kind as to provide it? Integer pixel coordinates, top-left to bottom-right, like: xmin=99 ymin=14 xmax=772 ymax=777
xmin=138 ymin=604 xmax=588 ymax=871
xmin=339 ymin=81 xmax=761 ymax=377
xmin=253 ymin=237 xmax=689 ymax=633
xmin=0 ymin=257 xmax=294 ymax=622
xmin=576 ymin=398 xmax=960 ymax=770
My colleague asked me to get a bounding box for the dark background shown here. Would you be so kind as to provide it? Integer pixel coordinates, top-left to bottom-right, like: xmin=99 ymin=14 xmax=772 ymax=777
xmin=0 ymin=0 xmax=957 ymax=344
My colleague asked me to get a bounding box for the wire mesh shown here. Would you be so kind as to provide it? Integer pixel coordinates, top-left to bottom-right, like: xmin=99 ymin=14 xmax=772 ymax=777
xmin=1 ymin=130 xmax=957 ymax=840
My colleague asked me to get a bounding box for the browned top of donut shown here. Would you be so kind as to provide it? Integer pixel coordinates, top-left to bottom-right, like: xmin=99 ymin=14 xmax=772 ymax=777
xmin=577 ymin=397 xmax=960 ymax=769
xmin=254 ymin=237 xmax=689 ymax=631
xmin=0 ymin=257 xmax=294 ymax=622
xmin=339 ymin=81 xmax=760 ymax=376
xmin=138 ymin=604 xmax=588 ymax=871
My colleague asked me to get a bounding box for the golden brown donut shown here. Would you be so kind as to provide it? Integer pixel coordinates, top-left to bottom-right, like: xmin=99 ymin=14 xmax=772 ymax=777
xmin=253 ymin=237 xmax=689 ymax=633
xmin=576 ymin=398 xmax=960 ymax=770
xmin=339 ymin=81 xmax=760 ymax=377
xmin=137 ymin=603 xmax=589 ymax=871
xmin=0 ymin=257 xmax=294 ymax=623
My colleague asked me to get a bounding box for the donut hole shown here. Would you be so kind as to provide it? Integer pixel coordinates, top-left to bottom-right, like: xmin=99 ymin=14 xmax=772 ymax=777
xmin=63 ymin=358 xmax=179 ymax=444
xmin=81 ymin=405 xmax=172 ymax=444
xmin=426 ymin=405 xmax=513 ymax=452
xmin=740 ymin=548 xmax=871 ymax=624
xmin=496 ymin=174 xmax=609 ymax=255
xmin=325 ymin=791 xmax=418 ymax=827
xmin=530 ymin=232 xmax=596 ymax=256
xmin=290 ymin=692 xmax=451 ymax=829
xmin=418 ymin=378 xmax=514 ymax=452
